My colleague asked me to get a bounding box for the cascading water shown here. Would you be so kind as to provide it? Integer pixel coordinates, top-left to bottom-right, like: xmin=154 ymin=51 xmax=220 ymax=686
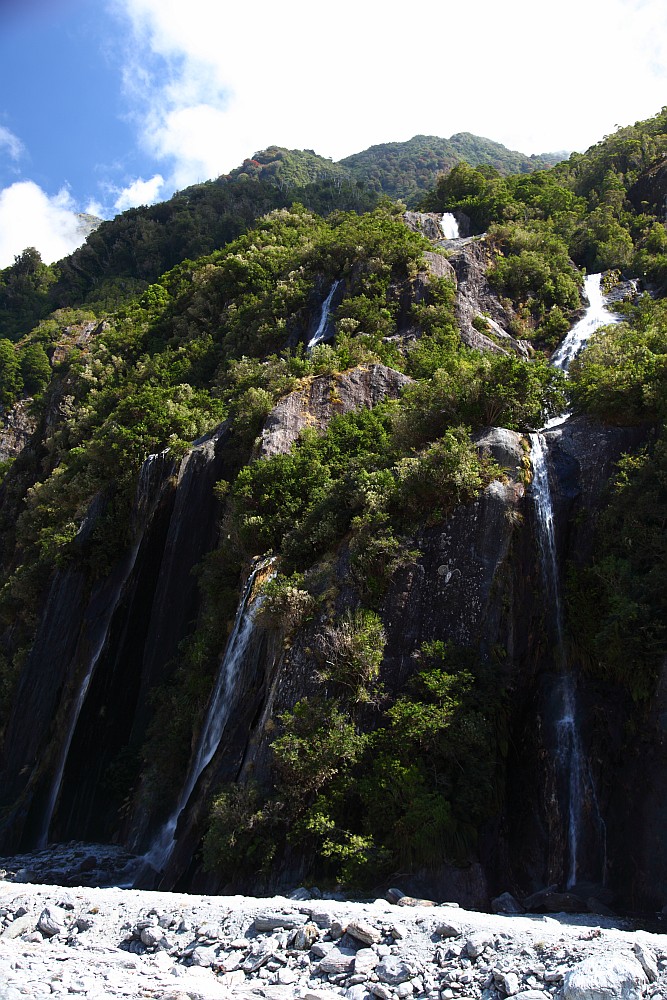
xmin=36 ymin=452 xmax=172 ymax=849
xmin=529 ymin=274 xmax=617 ymax=887
xmin=440 ymin=212 xmax=460 ymax=239
xmin=307 ymin=280 xmax=341 ymax=350
xmin=551 ymin=273 xmax=619 ymax=372
xmin=142 ymin=556 xmax=275 ymax=874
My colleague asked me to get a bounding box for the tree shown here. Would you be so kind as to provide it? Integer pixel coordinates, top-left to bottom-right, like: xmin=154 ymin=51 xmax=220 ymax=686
xmin=0 ymin=339 xmax=22 ymax=407
xmin=19 ymin=343 xmax=51 ymax=395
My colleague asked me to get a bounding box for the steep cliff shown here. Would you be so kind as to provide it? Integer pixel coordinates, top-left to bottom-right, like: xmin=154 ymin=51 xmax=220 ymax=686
xmin=0 ymin=146 xmax=664 ymax=918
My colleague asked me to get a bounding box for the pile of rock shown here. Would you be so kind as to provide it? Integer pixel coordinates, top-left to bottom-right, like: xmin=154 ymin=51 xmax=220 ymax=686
xmin=0 ymin=882 xmax=665 ymax=1000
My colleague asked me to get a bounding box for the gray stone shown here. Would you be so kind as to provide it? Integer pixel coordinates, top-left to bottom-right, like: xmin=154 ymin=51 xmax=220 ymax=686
xmin=346 ymin=986 xmax=371 ymax=1000
xmin=190 ymin=945 xmax=218 ymax=967
xmin=346 ymin=919 xmax=381 ymax=946
xmin=254 ymin=912 xmax=305 ymax=931
xmin=311 ymin=941 xmax=334 ymax=958
xmin=435 ymin=920 xmax=461 ymax=938
xmin=389 ymin=922 xmax=407 ymax=940
xmin=491 ymin=892 xmax=526 ymax=915
xmin=219 ymin=970 xmax=246 ymax=987
xmin=242 ymin=939 xmax=277 ymax=972
xmin=466 ymin=934 xmax=492 ymax=959
xmin=273 ymin=967 xmax=298 ymax=985
xmin=369 ymin=986 xmax=393 ymax=1000
xmin=563 ymin=953 xmax=646 ymax=1000
xmin=318 ymin=946 xmax=357 ymax=975
xmin=498 ymin=971 xmax=521 ymax=995
xmin=354 ymin=947 xmax=380 ymax=976
xmin=308 ymin=909 xmax=333 ymax=929
xmin=632 ymin=941 xmax=658 ymax=982
xmin=395 ymin=895 xmax=436 ymax=907
xmin=289 ymin=887 xmax=313 ymax=901
xmin=291 ymin=921 xmax=320 ymax=949
xmin=447 ymin=239 xmax=529 ymax=357
xmin=0 ymin=398 xmax=38 ymax=463
xmin=1 ymin=913 xmax=35 ymax=939
xmin=140 ymin=925 xmax=169 ymax=949
xmin=195 ymin=919 xmax=221 ymax=939
xmin=37 ymin=905 xmax=68 ymax=937
xmin=377 ymin=956 xmax=415 ymax=984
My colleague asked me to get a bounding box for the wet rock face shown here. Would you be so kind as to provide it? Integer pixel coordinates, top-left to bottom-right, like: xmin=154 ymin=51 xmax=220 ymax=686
xmin=504 ymin=417 xmax=653 ymax=906
xmin=0 ymin=399 xmax=37 ymax=462
xmin=258 ymin=364 xmax=412 ymax=459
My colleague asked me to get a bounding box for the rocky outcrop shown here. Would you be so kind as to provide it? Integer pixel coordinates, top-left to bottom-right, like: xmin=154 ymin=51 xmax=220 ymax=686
xmin=50 ymin=320 xmax=105 ymax=365
xmin=447 ymin=240 xmax=530 ymax=356
xmin=402 ymin=213 xmax=530 ymax=358
xmin=0 ymin=399 xmax=37 ymax=462
xmin=258 ymin=364 xmax=412 ymax=459
xmin=403 ymin=211 xmax=447 ymax=242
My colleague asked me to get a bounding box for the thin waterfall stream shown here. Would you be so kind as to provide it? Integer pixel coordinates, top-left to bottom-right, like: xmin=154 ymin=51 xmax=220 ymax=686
xmin=142 ymin=556 xmax=275 ymax=874
xmin=529 ymin=272 xmax=616 ymax=888
xmin=36 ymin=452 xmax=171 ymax=848
xmin=307 ymin=280 xmax=341 ymax=350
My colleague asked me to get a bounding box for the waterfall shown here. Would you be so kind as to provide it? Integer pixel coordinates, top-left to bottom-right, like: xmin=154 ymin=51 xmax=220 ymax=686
xmin=440 ymin=212 xmax=460 ymax=239
xmin=307 ymin=280 xmax=341 ymax=350
xmin=36 ymin=452 xmax=172 ymax=848
xmin=532 ymin=271 xmax=617 ymax=888
xmin=529 ymin=433 xmax=564 ymax=651
xmin=551 ymin=273 xmax=619 ymax=372
xmin=530 ymin=432 xmax=584 ymax=885
xmin=142 ymin=556 xmax=275 ymax=874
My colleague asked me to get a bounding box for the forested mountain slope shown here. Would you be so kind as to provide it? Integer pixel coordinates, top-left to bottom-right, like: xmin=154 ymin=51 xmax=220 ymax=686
xmin=0 ymin=109 xmax=665 ymax=912
xmin=340 ymin=133 xmax=562 ymax=204
xmin=0 ymin=133 xmax=559 ymax=343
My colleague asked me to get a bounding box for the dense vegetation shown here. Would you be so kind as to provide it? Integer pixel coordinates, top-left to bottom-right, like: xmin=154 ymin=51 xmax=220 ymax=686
xmin=0 ymin=133 xmax=559 ymax=343
xmin=1 ymin=108 xmax=667 ymax=890
xmin=340 ymin=133 xmax=561 ymax=205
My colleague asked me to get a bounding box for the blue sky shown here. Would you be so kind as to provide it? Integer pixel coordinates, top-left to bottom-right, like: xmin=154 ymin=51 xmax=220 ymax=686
xmin=1 ymin=0 xmax=667 ymax=268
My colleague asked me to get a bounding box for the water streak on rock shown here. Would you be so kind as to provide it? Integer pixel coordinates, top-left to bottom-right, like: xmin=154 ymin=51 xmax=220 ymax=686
xmin=143 ymin=556 xmax=275 ymax=874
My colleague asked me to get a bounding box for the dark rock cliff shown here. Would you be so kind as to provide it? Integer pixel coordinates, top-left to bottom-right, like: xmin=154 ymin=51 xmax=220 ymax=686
xmin=0 ymin=382 xmax=657 ymax=911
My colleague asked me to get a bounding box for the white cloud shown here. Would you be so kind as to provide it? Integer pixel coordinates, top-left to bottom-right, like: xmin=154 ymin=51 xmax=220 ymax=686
xmin=0 ymin=181 xmax=86 ymax=268
xmin=112 ymin=0 xmax=667 ymax=193
xmin=113 ymin=172 xmax=165 ymax=211
xmin=0 ymin=125 xmax=24 ymax=162
xmin=84 ymin=198 xmax=105 ymax=218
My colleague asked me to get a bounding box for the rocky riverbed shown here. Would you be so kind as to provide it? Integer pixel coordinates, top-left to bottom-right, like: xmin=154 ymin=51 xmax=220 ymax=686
xmin=0 ymin=866 xmax=666 ymax=1000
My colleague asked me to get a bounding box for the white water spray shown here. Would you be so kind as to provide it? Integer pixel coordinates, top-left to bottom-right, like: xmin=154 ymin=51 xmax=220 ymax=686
xmin=143 ymin=557 xmax=275 ymax=873
xmin=308 ymin=280 xmax=341 ymax=350
xmin=551 ymin=273 xmax=619 ymax=372
xmin=440 ymin=213 xmax=460 ymax=239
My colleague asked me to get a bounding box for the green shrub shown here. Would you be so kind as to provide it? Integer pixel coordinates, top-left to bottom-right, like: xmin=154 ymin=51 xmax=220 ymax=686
xmin=315 ymin=608 xmax=385 ymax=702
